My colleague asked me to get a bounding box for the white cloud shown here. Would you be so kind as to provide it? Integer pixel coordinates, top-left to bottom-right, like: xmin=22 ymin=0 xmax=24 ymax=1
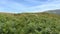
xmin=0 ymin=0 xmax=60 ymax=13
xmin=23 ymin=0 xmax=60 ymax=12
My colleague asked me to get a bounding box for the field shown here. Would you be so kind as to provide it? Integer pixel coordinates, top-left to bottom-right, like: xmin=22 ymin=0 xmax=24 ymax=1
xmin=0 ymin=12 xmax=60 ymax=34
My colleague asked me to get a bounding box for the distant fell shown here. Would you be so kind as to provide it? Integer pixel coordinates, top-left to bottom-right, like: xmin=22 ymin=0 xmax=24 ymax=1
xmin=45 ymin=9 xmax=60 ymax=15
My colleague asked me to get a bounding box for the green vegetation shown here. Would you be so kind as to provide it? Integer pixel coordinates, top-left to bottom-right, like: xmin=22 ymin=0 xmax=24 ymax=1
xmin=0 ymin=13 xmax=60 ymax=34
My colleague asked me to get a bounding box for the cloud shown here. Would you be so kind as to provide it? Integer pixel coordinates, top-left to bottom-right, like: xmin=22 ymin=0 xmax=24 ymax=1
xmin=23 ymin=0 xmax=60 ymax=12
xmin=0 ymin=0 xmax=60 ymax=13
xmin=0 ymin=0 xmax=27 ymax=12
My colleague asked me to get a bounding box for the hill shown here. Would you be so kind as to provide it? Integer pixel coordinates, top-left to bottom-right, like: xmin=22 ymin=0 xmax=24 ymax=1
xmin=0 ymin=12 xmax=60 ymax=34
xmin=45 ymin=9 xmax=60 ymax=15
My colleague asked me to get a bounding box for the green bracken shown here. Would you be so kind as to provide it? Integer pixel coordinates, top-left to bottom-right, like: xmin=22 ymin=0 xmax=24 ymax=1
xmin=0 ymin=13 xmax=60 ymax=34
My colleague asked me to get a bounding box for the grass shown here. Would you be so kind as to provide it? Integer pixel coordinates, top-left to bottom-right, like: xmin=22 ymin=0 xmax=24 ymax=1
xmin=0 ymin=12 xmax=60 ymax=34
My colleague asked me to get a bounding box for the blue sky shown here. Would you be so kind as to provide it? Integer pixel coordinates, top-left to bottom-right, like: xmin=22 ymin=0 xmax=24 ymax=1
xmin=0 ymin=0 xmax=60 ymax=13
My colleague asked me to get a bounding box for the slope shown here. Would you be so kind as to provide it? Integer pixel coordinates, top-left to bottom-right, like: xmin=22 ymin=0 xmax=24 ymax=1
xmin=0 ymin=13 xmax=60 ymax=34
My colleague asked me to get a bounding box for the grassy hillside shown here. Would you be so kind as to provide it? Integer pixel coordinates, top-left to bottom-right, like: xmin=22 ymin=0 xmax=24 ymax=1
xmin=0 ymin=12 xmax=60 ymax=34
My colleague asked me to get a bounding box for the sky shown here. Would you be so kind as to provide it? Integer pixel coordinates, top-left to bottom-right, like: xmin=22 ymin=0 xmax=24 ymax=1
xmin=0 ymin=0 xmax=60 ymax=13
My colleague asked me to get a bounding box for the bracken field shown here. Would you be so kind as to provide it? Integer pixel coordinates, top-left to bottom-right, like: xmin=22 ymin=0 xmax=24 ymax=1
xmin=0 ymin=12 xmax=60 ymax=34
